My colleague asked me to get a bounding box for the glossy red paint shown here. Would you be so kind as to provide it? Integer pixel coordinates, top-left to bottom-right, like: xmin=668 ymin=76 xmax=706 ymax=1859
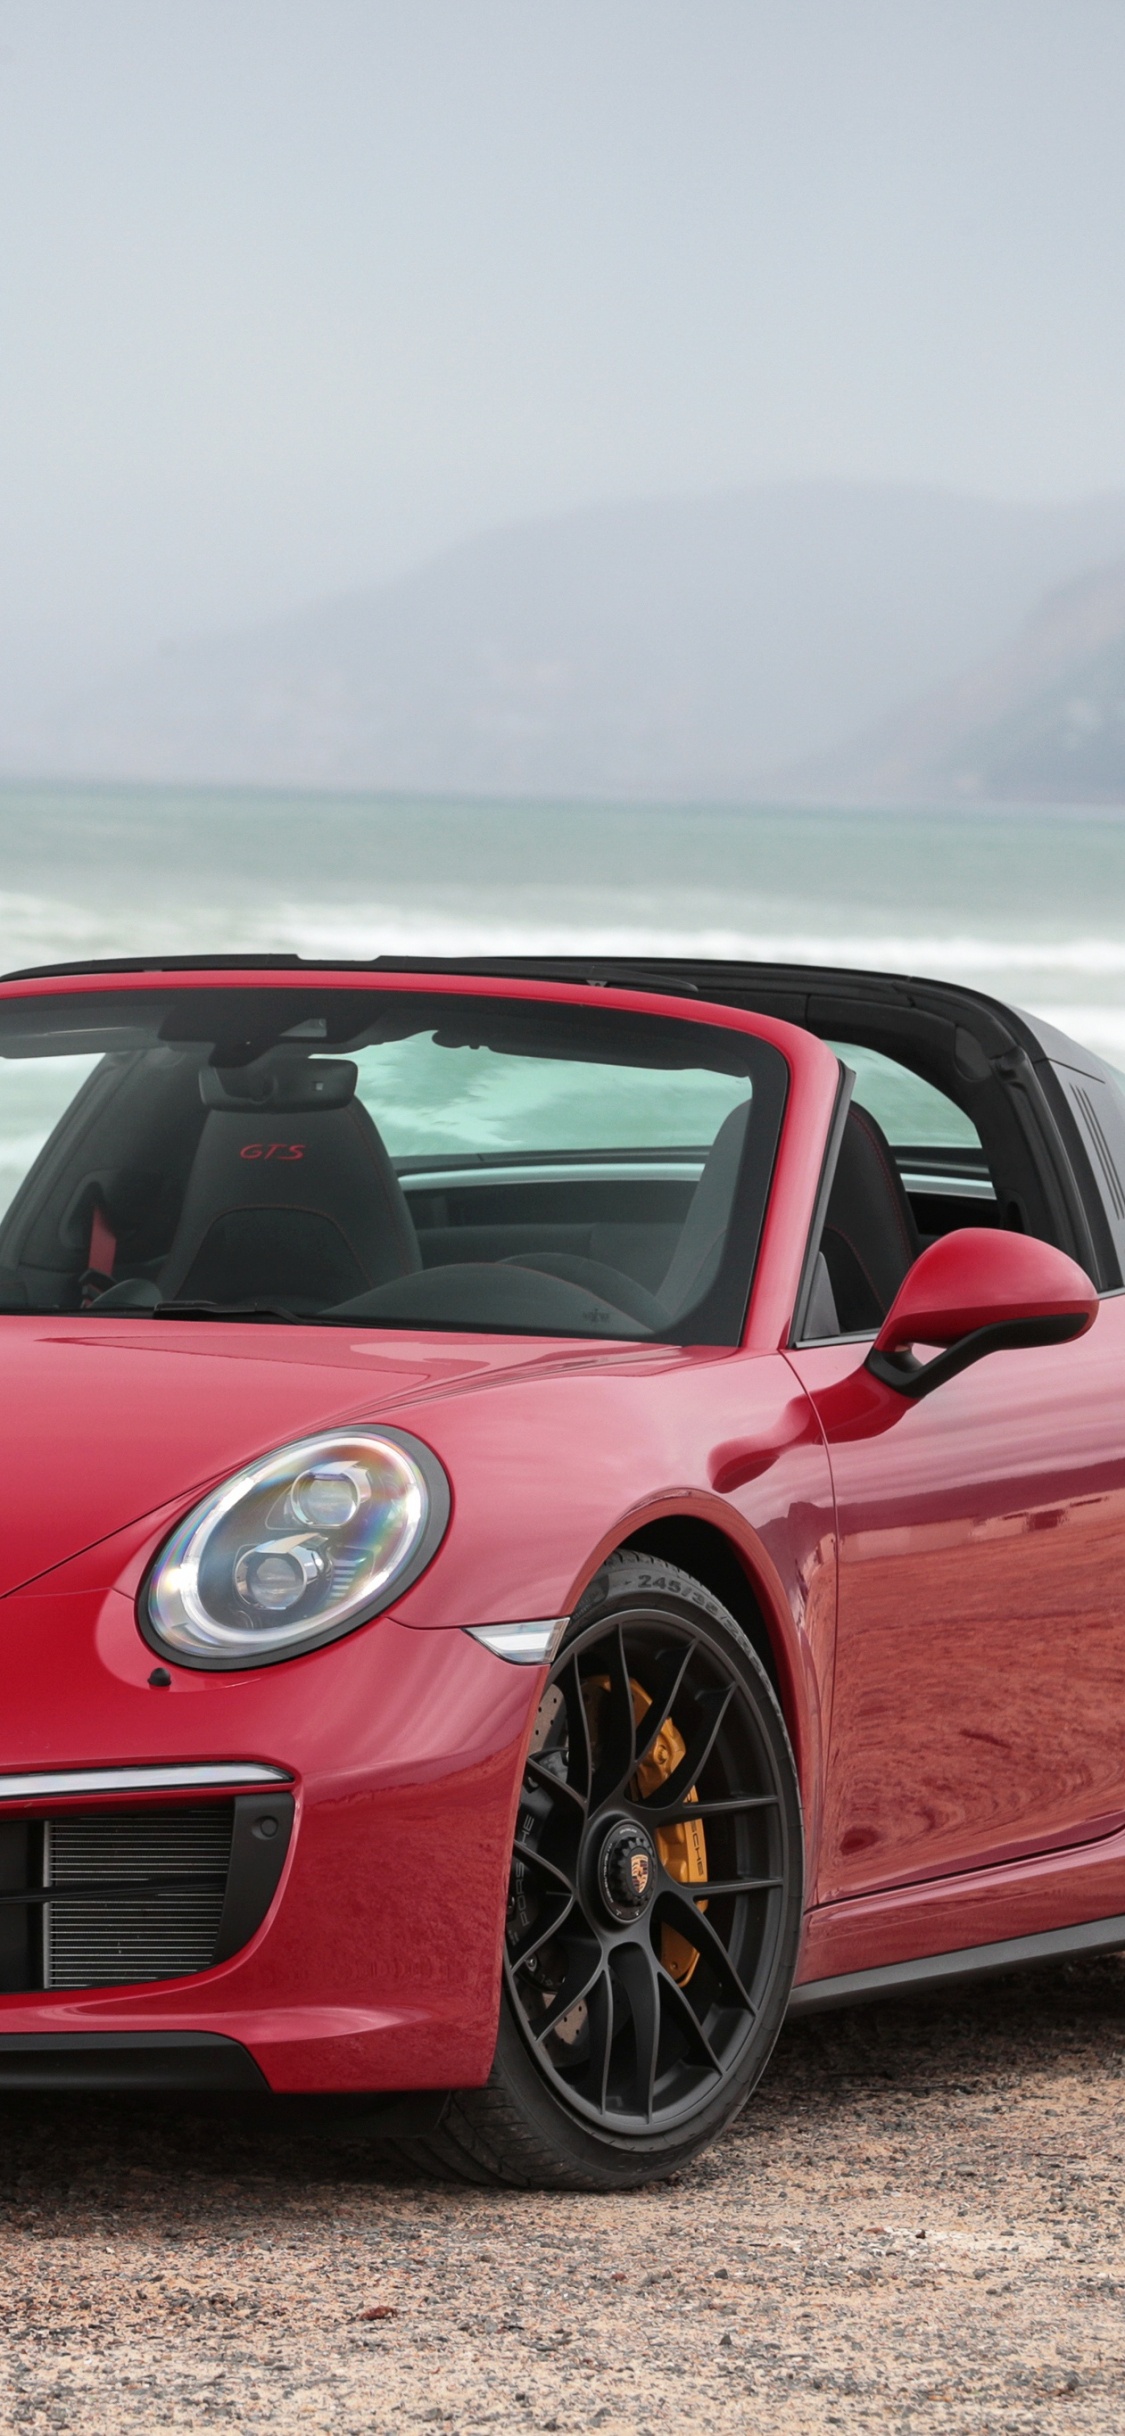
xmin=0 ymin=1316 xmax=623 ymax=1598
xmin=0 ymin=1610 xmax=536 ymax=2087
xmin=788 ymin=1291 xmax=1125 ymax=1921
xmin=796 ymin=1804 xmax=1125 ymax=1988
xmin=874 ymin=1226 xmax=1099 ymax=1351
xmin=0 ymin=971 xmax=842 ymax=2085
xmin=2 ymin=961 xmax=1123 ymax=2088
xmin=0 ymin=1328 xmax=836 ymax=2080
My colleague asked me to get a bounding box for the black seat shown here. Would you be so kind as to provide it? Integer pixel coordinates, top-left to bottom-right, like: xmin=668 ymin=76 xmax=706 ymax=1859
xmin=490 ymin=1099 xmax=754 ymax=1328
xmin=820 ymin=1102 xmax=920 ymax=1332
xmin=158 ymin=1060 xmax=420 ymax=1310
xmin=658 ymin=1099 xmax=751 ymax=1317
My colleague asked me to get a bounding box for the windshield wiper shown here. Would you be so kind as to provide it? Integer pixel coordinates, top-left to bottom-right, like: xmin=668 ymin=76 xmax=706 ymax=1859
xmin=153 ymin=1299 xmax=300 ymax=1323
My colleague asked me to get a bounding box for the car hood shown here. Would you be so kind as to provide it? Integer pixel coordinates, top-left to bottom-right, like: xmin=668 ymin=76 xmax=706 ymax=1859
xmin=0 ymin=1317 xmax=615 ymax=1600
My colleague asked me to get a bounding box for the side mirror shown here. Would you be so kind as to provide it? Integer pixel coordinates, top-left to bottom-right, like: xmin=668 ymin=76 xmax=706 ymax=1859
xmin=865 ymin=1227 xmax=1098 ymax=1400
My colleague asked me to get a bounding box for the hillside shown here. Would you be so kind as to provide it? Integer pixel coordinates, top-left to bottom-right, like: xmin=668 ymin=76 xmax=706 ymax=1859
xmin=8 ymin=483 xmax=1125 ymax=800
xmin=784 ymin=557 xmax=1125 ymax=806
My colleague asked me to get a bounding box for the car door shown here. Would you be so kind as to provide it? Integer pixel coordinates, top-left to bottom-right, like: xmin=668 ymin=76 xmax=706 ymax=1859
xmin=789 ymin=1307 xmax=1125 ymax=1903
xmin=785 ymin=1046 xmax=1125 ymax=1906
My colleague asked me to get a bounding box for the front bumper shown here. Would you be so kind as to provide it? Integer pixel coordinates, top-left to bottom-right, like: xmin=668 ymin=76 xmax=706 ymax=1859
xmin=0 ymin=1579 xmax=542 ymax=2092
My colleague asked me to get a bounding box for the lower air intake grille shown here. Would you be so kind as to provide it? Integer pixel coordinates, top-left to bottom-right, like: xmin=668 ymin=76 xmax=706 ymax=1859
xmin=43 ymin=1808 xmax=233 ymax=1989
xmin=0 ymin=1791 xmax=294 ymax=1994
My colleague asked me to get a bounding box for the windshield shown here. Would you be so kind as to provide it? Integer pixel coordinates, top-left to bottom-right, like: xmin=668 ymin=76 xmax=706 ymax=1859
xmin=0 ymin=984 xmax=787 ymax=1344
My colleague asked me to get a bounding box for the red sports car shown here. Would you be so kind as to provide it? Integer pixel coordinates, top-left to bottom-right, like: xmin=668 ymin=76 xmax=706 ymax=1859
xmin=0 ymin=951 xmax=1121 ymax=2188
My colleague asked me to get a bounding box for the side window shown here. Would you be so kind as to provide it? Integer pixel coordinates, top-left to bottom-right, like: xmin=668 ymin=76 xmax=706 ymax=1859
xmin=828 ymin=1041 xmax=992 ymax=1234
xmin=799 ymin=1045 xmax=992 ymax=1346
xmin=828 ymin=1043 xmax=981 ymax=1151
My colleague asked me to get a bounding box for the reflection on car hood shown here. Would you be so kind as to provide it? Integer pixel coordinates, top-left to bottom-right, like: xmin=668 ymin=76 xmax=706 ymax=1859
xmin=0 ymin=1318 xmax=633 ymax=1599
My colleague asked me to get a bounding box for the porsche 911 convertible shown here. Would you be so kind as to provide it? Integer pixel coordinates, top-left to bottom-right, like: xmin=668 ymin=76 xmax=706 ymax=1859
xmin=0 ymin=949 xmax=1122 ymax=2188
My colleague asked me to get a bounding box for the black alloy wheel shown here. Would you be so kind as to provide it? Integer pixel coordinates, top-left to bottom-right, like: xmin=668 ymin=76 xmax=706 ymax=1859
xmin=405 ymin=1553 xmax=804 ymax=2189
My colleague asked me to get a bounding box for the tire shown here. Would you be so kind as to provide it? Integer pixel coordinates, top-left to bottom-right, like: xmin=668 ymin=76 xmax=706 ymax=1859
xmin=394 ymin=1551 xmax=804 ymax=2190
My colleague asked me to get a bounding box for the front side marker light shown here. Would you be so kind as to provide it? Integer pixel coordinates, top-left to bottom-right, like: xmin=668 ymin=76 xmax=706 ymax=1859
xmin=466 ymin=1619 xmax=570 ymax=1665
xmin=142 ymin=1428 xmax=450 ymax=1669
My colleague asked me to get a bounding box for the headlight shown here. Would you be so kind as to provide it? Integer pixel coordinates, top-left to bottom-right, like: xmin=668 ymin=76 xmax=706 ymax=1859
xmin=140 ymin=1428 xmax=449 ymax=1669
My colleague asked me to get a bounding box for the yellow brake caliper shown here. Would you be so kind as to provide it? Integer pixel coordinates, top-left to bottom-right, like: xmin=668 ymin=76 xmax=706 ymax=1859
xmin=630 ymin=1682 xmax=708 ymax=1985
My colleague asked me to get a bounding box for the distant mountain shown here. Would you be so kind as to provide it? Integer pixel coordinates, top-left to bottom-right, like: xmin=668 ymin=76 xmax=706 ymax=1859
xmin=783 ymin=556 xmax=1125 ymax=806
xmin=8 ymin=482 xmax=1125 ymax=799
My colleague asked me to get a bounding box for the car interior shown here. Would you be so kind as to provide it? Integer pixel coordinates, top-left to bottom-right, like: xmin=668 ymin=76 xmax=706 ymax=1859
xmin=0 ymin=972 xmax=1100 ymax=1342
xmin=0 ymin=991 xmax=787 ymax=1341
xmin=0 ymin=1068 xmax=763 ymax=1339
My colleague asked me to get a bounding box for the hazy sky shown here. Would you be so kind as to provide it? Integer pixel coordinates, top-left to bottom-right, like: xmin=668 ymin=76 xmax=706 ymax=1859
xmin=1 ymin=0 xmax=1124 ymax=702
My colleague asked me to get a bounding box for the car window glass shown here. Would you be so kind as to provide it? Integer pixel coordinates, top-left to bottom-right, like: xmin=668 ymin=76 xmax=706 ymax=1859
xmin=351 ymin=1034 xmax=753 ymax=1156
xmin=0 ymin=987 xmax=787 ymax=1345
xmin=0 ymin=1054 xmax=101 ymax=1221
xmin=828 ymin=1041 xmax=981 ymax=1149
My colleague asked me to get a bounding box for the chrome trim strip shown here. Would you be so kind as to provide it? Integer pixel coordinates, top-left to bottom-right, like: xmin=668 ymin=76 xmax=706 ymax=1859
xmin=0 ymin=1763 xmax=292 ymax=1802
xmin=465 ymin=1619 xmax=570 ymax=1665
xmin=900 ymin=1170 xmax=996 ymax=1200
xmin=403 ymin=1161 xmax=703 ymax=1191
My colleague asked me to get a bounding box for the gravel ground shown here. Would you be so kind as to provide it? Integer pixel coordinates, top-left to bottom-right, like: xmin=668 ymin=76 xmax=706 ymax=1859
xmin=2 ymin=1959 xmax=1124 ymax=2434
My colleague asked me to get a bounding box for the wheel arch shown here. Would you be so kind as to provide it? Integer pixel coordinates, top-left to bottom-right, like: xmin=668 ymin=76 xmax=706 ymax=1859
xmin=565 ymin=1501 xmax=813 ymax=1803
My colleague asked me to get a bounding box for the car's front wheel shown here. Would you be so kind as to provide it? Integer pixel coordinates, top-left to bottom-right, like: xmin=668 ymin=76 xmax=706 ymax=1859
xmin=402 ymin=1551 xmax=804 ymax=2189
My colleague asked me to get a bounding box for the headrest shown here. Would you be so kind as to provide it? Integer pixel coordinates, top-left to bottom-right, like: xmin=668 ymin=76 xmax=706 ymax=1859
xmin=200 ymin=1055 xmax=358 ymax=1114
xmin=160 ymin=1068 xmax=419 ymax=1305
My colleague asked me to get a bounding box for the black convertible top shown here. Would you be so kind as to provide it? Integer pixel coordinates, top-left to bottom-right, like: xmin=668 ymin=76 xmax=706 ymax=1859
xmin=0 ymin=942 xmax=1087 ymax=1053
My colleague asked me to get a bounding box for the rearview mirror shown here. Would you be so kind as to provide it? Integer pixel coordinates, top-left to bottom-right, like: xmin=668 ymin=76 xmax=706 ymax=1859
xmin=865 ymin=1227 xmax=1098 ymax=1400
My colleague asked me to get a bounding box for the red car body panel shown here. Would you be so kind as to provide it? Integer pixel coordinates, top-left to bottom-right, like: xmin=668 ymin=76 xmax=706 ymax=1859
xmin=0 ymin=1328 xmax=835 ymax=2082
xmin=0 ymin=962 xmax=1122 ymax=2084
xmin=789 ymin=1293 xmax=1125 ymax=1921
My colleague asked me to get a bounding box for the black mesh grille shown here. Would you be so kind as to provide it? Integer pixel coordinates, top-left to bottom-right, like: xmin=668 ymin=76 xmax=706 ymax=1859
xmin=43 ymin=1808 xmax=233 ymax=1989
xmin=0 ymin=1792 xmax=292 ymax=1993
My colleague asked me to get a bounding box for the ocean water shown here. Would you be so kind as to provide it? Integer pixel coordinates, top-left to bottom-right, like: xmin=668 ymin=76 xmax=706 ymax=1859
xmin=1 ymin=780 xmax=1124 ymax=1062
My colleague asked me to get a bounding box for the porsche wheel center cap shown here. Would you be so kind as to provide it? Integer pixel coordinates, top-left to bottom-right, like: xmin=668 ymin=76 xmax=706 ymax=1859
xmin=597 ymin=1821 xmax=658 ymax=1923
